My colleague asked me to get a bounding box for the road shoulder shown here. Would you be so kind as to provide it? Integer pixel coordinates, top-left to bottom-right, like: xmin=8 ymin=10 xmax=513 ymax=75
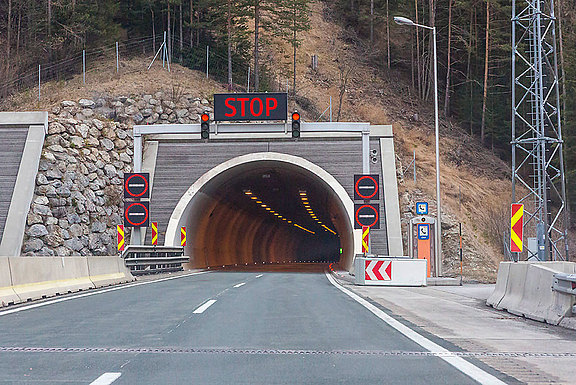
xmin=329 ymin=270 xmax=576 ymax=385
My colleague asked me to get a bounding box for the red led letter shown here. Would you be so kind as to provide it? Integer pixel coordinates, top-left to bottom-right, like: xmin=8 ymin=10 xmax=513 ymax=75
xmin=250 ymin=98 xmax=264 ymax=117
xmin=266 ymin=97 xmax=278 ymax=117
xmin=224 ymin=98 xmax=236 ymax=117
xmin=237 ymin=98 xmax=250 ymax=116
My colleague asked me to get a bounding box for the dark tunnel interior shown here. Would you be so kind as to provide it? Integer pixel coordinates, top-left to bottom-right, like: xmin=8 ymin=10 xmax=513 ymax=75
xmin=181 ymin=160 xmax=353 ymax=269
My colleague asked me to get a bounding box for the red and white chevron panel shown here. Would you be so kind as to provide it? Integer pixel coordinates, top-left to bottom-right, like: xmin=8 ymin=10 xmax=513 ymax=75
xmin=365 ymin=260 xmax=392 ymax=281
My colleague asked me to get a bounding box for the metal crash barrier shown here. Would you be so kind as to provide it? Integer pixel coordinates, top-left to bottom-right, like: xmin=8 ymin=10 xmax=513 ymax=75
xmin=553 ymin=273 xmax=576 ymax=295
xmin=122 ymin=245 xmax=188 ymax=275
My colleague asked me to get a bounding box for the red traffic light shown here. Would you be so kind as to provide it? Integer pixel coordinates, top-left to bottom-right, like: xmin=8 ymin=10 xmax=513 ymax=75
xmin=201 ymin=113 xmax=210 ymax=122
xmin=292 ymin=112 xmax=300 ymax=121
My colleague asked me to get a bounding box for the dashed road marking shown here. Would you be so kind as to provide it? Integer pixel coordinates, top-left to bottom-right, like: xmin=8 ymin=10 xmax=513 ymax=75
xmin=325 ymin=272 xmax=507 ymax=385
xmin=255 ymin=274 xmax=263 ymax=278
xmin=193 ymin=299 xmax=217 ymax=314
xmin=89 ymin=372 xmax=121 ymax=385
xmin=233 ymin=282 xmax=246 ymax=288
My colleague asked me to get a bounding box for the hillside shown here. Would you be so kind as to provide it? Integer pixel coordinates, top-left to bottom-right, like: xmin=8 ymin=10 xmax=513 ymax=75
xmin=3 ymin=0 xmax=552 ymax=282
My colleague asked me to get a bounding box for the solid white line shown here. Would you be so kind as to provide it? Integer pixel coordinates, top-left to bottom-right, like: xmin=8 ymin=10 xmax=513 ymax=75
xmin=324 ymin=272 xmax=507 ymax=385
xmin=233 ymin=282 xmax=246 ymax=288
xmin=193 ymin=299 xmax=217 ymax=314
xmin=255 ymin=274 xmax=263 ymax=278
xmin=89 ymin=372 xmax=122 ymax=385
xmin=0 ymin=271 xmax=209 ymax=317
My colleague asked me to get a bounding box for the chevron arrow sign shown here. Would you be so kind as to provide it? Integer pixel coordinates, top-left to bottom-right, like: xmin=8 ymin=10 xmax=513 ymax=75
xmin=365 ymin=260 xmax=392 ymax=281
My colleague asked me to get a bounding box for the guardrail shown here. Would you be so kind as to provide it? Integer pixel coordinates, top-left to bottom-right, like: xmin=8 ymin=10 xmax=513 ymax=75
xmin=553 ymin=273 xmax=576 ymax=295
xmin=122 ymin=245 xmax=188 ymax=275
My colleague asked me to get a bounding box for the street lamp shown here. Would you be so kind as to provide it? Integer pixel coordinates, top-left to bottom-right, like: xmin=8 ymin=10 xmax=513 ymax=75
xmin=394 ymin=16 xmax=443 ymax=277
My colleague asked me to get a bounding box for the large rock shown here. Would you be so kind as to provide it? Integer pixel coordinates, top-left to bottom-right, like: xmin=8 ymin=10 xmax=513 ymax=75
xmin=64 ymin=237 xmax=83 ymax=251
xmin=28 ymin=224 xmax=48 ymax=237
xmin=79 ymin=99 xmax=95 ymax=108
xmin=100 ymin=138 xmax=114 ymax=151
xmin=23 ymin=238 xmax=44 ymax=252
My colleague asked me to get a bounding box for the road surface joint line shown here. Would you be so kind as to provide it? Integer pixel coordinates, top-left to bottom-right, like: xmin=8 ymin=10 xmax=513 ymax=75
xmin=233 ymin=282 xmax=246 ymax=288
xmin=0 ymin=271 xmax=210 ymax=317
xmin=89 ymin=372 xmax=122 ymax=385
xmin=324 ymin=271 xmax=508 ymax=385
xmin=0 ymin=346 xmax=574 ymax=357
xmin=193 ymin=299 xmax=217 ymax=314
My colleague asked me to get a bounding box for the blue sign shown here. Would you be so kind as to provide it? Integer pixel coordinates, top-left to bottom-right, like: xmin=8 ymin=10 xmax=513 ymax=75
xmin=417 ymin=224 xmax=430 ymax=240
xmin=416 ymin=201 xmax=428 ymax=215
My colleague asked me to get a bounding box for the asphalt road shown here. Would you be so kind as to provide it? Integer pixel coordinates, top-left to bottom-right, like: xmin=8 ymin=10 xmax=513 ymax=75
xmin=0 ymin=265 xmax=510 ymax=384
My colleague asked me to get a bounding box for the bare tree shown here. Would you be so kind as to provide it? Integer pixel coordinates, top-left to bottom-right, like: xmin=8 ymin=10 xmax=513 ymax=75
xmin=336 ymin=62 xmax=351 ymax=121
xmin=480 ymin=0 xmax=490 ymax=144
xmin=443 ymin=0 xmax=453 ymax=117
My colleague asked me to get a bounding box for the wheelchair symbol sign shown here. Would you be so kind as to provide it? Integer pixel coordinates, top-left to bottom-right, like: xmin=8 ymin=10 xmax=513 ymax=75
xmin=417 ymin=224 xmax=430 ymax=240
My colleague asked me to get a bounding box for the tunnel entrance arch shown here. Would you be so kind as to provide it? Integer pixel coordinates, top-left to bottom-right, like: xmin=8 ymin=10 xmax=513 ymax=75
xmin=165 ymin=152 xmax=359 ymax=271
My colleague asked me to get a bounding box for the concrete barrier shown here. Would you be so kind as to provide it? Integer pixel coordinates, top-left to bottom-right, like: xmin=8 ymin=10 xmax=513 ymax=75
xmin=516 ymin=264 xmax=558 ymax=323
xmin=9 ymin=257 xmax=95 ymax=301
xmin=0 ymin=257 xmax=20 ymax=306
xmin=488 ymin=261 xmax=576 ymax=327
xmin=88 ymin=256 xmax=134 ymax=287
xmin=486 ymin=262 xmax=510 ymax=308
xmin=496 ymin=262 xmax=529 ymax=314
xmin=0 ymin=256 xmax=134 ymax=306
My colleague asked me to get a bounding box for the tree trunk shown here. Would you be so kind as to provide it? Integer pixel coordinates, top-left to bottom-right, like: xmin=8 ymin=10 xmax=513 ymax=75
xmin=7 ymin=0 xmax=12 ymax=69
xmin=227 ymin=0 xmax=233 ymax=90
xmin=16 ymin=7 xmax=21 ymax=59
xmin=254 ymin=0 xmax=260 ymax=91
xmin=426 ymin=0 xmax=435 ymax=101
xmin=480 ymin=0 xmax=490 ymax=144
xmin=47 ymin=0 xmax=52 ymax=58
xmin=370 ymin=0 xmax=374 ymax=47
xmin=443 ymin=0 xmax=453 ymax=117
xmin=557 ymin=0 xmax=567 ymax=117
xmin=179 ymin=1 xmax=183 ymax=62
xmin=415 ymin=0 xmax=421 ymax=97
xmin=292 ymin=5 xmax=297 ymax=97
xmin=411 ymin=29 xmax=415 ymax=88
xmin=386 ymin=0 xmax=390 ymax=69
xmin=467 ymin=6 xmax=474 ymax=135
xmin=196 ymin=8 xmax=200 ymax=46
xmin=152 ymin=8 xmax=156 ymax=53
xmin=167 ymin=1 xmax=171 ymax=62
xmin=190 ymin=0 xmax=193 ymax=48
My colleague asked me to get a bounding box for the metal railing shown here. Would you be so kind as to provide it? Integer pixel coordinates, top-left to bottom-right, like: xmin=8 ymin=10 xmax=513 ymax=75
xmin=122 ymin=245 xmax=188 ymax=276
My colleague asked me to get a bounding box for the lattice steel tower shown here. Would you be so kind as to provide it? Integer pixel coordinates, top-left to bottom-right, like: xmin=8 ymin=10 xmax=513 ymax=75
xmin=511 ymin=0 xmax=569 ymax=260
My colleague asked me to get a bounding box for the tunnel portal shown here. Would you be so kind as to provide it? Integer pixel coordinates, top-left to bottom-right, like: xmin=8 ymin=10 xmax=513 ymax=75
xmin=168 ymin=157 xmax=355 ymax=269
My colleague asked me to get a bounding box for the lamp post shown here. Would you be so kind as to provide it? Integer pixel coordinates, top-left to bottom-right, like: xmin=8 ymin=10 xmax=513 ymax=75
xmin=394 ymin=16 xmax=443 ymax=277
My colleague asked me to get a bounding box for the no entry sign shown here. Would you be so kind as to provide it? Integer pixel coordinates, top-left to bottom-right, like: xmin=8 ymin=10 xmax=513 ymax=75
xmin=354 ymin=203 xmax=380 ymax=229
xmin=124 ymin=173 xmax=150 ymax=199
xmin=124 ymin=201 xmax=150 ymax=228
xmin=214 ymin=93 xmax=288 ymax=121
xmin=354 ymin=174 xmax=380 ymax=201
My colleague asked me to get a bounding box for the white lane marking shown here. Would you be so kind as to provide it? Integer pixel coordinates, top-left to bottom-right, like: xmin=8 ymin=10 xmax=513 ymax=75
xmin=0 ymin=271 xmax=209 ymax=317
xmin=255 ymin=274 xmax=263 ymax=278
xmin=324 ymin=272 xmax=507 ymax=385
xmin=233 ymin=282 xmax=246 ymax=288
xmin=193 ymin=299 xmax=217 ymax=314
xmin=89 ymin=372 xmax=122 ymax=385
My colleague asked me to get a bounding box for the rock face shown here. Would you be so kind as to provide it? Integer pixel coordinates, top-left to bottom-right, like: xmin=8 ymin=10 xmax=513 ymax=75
xmin=22 ymin=93 xmax=214 ymax=256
